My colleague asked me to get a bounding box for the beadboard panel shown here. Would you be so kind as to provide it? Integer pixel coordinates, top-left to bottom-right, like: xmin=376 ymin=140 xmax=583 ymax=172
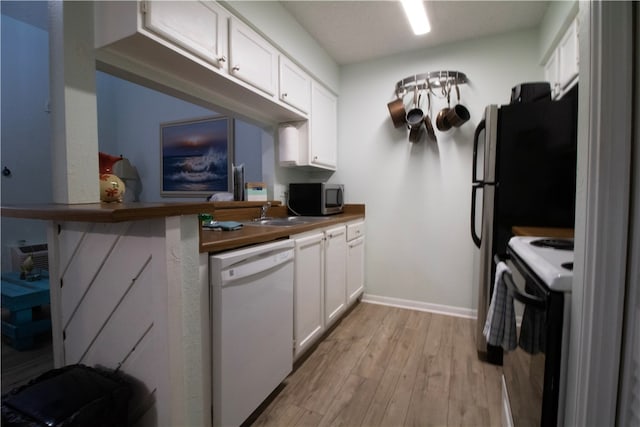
xmin=57 ymin=222 xmax=89 ymax=275
xmin=63 ymin=225 xmax=153 ymax=362
xmin=75 ymin=260 xmax=154 ymax=367
xmin=53 ymin=219 xmax=172 ymax=427
xmin=121 ymin=325 xmax=159 ymax=424
xmin=60 ymin=221 xmax=132 ymax=327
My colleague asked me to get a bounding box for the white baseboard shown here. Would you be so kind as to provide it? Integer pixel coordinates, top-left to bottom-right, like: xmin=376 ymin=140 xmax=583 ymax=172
xmin=361 ymin=293 xmax=477 ymax=319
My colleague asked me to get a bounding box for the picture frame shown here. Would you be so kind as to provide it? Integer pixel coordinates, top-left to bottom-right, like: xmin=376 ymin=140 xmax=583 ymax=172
xmin=160 ymin=116 xmax=234 ymax=197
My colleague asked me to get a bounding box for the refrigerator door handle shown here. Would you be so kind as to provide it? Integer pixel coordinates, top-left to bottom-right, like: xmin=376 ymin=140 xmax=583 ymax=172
xmin=471 ymin=183 xmax=482 ymax=248
xmin=472 ymin=119 xmax=486 ymax=184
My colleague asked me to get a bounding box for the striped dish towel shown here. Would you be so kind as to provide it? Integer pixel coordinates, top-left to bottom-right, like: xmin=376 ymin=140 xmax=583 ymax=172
xmin=483 ymin=261 xmax=517 ymax=351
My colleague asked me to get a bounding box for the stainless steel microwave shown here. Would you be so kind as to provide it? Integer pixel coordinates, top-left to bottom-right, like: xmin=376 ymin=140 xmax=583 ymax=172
xmin=288 ymin=183 xmax=344 ymax=215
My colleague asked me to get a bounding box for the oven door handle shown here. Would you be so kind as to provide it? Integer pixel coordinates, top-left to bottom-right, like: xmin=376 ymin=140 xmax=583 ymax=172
xmin=494 ymin=255 xmax=546 ymax=309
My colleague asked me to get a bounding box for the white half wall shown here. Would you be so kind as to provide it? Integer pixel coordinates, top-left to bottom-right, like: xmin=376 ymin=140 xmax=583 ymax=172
xmin=331 ymin=28 xmax=542 ymax=311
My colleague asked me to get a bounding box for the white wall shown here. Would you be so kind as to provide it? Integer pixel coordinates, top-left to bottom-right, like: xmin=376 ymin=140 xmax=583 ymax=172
xmin=0 ymin=14 xmax=50 ymax=270
xmin=332 ymin=28 xmax=542 ymax=312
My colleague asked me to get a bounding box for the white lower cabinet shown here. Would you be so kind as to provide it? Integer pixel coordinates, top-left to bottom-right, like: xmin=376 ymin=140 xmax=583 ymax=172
xmin=346 ymin=221 xmax=365 ymax=304
xmin=292 ymin=231 xmax=325 ymax=359
xmin=292 ymin=220 xmax=364 ymax=360
xmin=324 ymin=225 xmax=347 ymax=328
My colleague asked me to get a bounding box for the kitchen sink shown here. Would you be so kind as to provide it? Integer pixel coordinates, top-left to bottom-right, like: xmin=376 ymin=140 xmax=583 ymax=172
xmin=246 ymin=216 xmax=331 ymax=227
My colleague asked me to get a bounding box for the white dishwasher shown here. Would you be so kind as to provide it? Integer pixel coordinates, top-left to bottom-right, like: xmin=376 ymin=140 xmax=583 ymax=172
xmin=210 ymin=239 xmax=294 ymax=427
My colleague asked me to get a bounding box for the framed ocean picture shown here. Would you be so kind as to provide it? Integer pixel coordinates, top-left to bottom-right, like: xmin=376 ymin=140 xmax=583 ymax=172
xmin=160 ymin=116 xmax=234 ymax=197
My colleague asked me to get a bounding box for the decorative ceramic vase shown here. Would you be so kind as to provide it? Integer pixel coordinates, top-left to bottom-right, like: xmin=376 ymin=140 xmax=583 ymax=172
xmin=99 ymin=152 xmax=126 ymax=203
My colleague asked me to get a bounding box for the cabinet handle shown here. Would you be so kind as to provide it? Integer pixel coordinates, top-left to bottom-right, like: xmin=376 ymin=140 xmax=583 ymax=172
xmin=232 ymin=65 xmax=240 ymax=72
xmin=218 ymin=56 xmax=227 ymax=63
xmin=282 ymin=92 xmax=288 ymax=98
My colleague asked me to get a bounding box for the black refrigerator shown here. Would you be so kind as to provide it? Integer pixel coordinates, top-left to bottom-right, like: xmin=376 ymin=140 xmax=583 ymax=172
xmin=471 ymin=83 xmax=578 ymax=364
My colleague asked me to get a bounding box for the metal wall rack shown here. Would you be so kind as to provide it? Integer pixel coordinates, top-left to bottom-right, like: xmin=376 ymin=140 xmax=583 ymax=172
xmin=394 ymin=70 xmax=468 ymax=98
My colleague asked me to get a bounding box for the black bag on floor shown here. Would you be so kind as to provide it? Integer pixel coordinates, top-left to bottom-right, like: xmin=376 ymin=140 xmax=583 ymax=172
xmin=1 ymin=364 xmax=131 ymax=427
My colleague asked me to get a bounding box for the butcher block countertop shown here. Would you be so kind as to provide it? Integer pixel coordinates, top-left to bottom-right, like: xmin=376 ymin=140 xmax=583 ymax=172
xmin=0 ymin=201 xmax=220 ymax=222
xmin=512 ymin=226 xmax=574 ymax=238
xmin=1 ymin=201 xmax=365 ymax=254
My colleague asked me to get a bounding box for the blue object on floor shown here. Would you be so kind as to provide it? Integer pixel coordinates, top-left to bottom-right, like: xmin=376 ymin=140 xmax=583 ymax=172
xmin=1 ymin=272 xmax=51 ymax=350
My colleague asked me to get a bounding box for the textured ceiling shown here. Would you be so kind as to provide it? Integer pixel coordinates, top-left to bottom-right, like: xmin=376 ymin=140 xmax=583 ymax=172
xmin=280 ymin=1 xmax=549 ymax=65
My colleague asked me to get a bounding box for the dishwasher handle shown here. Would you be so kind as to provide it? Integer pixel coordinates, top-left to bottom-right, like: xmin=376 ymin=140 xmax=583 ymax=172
xmin=220 ymin=248 xmax=294 ymax=284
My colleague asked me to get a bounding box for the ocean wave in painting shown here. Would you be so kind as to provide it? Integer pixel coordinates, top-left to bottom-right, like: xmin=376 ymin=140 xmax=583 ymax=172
xmin=163 ymin=148 xmax=228 ymax=192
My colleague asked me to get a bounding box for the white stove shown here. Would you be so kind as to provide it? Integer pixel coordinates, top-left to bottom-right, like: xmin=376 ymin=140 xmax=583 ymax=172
xmin=508 ymin=236 xmax=574 ymax=292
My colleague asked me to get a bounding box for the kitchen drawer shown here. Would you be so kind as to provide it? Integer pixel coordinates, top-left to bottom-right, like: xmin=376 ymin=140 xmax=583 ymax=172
xmin=346 ymin=221 xmax=364 ymax=241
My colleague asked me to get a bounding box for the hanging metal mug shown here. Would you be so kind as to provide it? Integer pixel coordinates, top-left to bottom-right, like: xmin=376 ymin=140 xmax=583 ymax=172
xmin=446 ymin=80 xmax=470 ymax=127
xmin=406 ymin=84 xmax=425 ymax=132
xmin=387 ymin=86 xmax=408 ymax=128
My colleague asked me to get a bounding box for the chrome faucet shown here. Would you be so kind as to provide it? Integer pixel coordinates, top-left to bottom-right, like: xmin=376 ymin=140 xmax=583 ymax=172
xmin=259 ymin=202 xmax=271 ymax=220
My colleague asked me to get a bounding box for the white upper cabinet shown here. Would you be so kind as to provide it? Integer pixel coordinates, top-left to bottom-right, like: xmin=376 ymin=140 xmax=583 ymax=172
xmin=94 ymin=1 xmax=306 ymax=124
xmin=279 ymin=56 xmax=311 ymax=114
xmin=558 ymin=19 xmax=579 ymax=90
xmin=544 ymin=50 xmax=560 ymax=98
xmin=310 ymin=82 xmax=338 ymax=169
xmin=143 ymin=1 xmax=229 ymax=70
xmin=229 ymin=17 xmax=279 ymax=96
xmin=278 ymin=81 xmax=338 ymax=170
xmin=544 ymin=17 xmax=579 ymax=99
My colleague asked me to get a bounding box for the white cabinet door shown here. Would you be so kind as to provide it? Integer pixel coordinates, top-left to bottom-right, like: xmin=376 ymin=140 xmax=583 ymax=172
xmin=143 ymin=0 xmax=228 ymax=69
xmin=544 ymin=50 xmax=560 ymax=99
xmin=346 ymin=220 xmax=365 ymax=305
xmin=544 ymin=17 xmax=579 ymax=99
xmin=229 ymin=17 xmax=278 ymax=96
xmin=324 ymin=225 xmax=347 ymax=327
xmin=293 ymin=232 xmax=325 ymax=359
xmin=279 ymin=56 xmax=311 ymax=114
xmin=558 ymin=19 xmax=579 ymax=90
xmin=310 ymin=82 xmax=338 ymax=170
xmin=347 ymin=235 xmax=365 ymax=305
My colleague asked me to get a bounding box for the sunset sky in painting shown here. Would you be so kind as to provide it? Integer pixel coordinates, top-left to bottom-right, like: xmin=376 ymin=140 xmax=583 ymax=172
xmin=162 ymin=117 xmax=229 ymax=157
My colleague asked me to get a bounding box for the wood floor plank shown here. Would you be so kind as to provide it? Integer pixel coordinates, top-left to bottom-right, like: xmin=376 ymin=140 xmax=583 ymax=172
xmin=360 ymin=362 xmax=402 ymax=426
xmin=404 ymin=390 xmax=449 ymax=427
xmin=447 ymin=398 xmax=492 ymax=427
xmin=318 ymin=374 xmax=378 ymax=427
xmin=252 ymin=403 xmax=307 ymax=427
xmin=1 ymin=338 xmax=53 ymax=394
xmin=299 ymin=336 xmax=371 ymax=414
xmin=353 ymin=321 xmax=401 ymax=380
xmin=423 ymin=313 xmax=454 ymax=357
xmin=379 ymin=319 xmax=430 ymax=426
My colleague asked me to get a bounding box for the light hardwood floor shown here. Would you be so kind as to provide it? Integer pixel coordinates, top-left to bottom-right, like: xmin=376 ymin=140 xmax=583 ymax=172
xmin=251 ymin=302 xmax=503 ymax=427
xmin=1 ymin=302 xmax=503 ymax=426
xmin=1 ymin=335 xmax=54 ymax=395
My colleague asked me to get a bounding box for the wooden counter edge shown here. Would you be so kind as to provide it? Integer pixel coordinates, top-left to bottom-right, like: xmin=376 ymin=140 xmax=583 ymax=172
xmin=512 ymin=226 xmax=574 ymax=238
xmin=0 ymin=201 xmax=288 ymax=223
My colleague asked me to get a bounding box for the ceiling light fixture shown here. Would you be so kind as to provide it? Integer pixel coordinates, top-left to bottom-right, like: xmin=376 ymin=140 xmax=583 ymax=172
xmin=400 ymin=0 xmax=431 ymax=36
